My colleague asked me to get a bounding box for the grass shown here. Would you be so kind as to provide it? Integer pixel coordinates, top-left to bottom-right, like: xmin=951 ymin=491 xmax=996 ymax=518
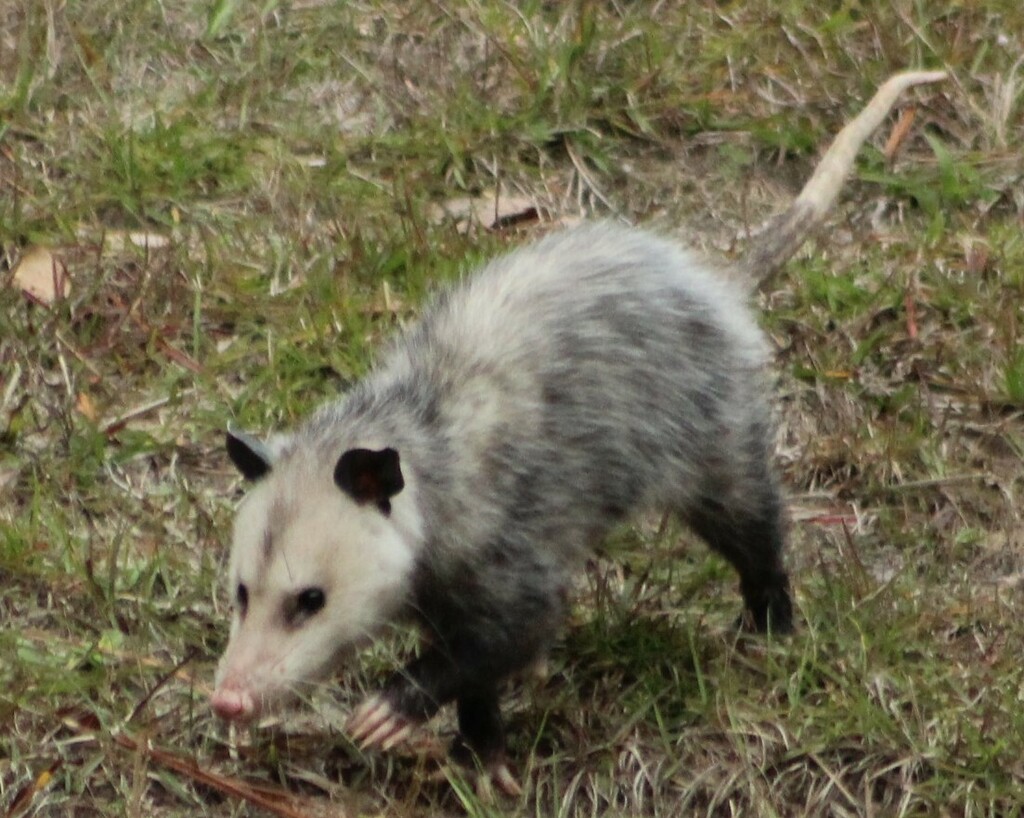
xmin=2 ymin=1 xmax=1023 ymax=816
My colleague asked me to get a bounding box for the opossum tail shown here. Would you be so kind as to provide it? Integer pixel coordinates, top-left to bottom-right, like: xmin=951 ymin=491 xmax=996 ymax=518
xmin=739 ymin=69 xmax=948 ymax=287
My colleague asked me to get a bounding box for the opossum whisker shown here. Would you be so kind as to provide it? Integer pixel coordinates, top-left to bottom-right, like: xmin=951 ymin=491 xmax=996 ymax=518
xmin=281 ymin=547 xmax=293 ymax=583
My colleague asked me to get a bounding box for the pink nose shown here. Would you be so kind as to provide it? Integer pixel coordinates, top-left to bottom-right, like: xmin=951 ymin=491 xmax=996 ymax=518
xmin=211 ymin=687 xmax=256 ymax=721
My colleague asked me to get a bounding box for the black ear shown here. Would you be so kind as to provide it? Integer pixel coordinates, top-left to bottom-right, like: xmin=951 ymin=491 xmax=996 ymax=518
xmin=334 ymin=448 xmax=404 ymax=514
xmin=226 ymin=428 xmax=274 ymax=481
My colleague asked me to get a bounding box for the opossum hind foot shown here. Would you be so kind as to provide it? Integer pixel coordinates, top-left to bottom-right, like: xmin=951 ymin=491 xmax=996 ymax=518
xmin=450 ymin=737 xmax=523 ymax=799
xmin=475 ymin=761 xmax=523 ymax=799
xmin=427 ymin=757 xmax=522 ymax=800
xmin=740 ymin=575 xmax=794 ymax=634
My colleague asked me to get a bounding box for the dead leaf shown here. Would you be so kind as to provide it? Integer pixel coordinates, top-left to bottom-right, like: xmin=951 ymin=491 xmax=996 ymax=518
xmin=11 ymin=246 xmax=71 ymax=305
xmin=430 ymin=189 xmax=539 ymax=232
xmin=76 ymin=391 xmax=99 ymax=423
xmin=102 ymin=230 xmax=171 ymax=254
xmin=883 ymin=107 xmax=917 ymax=161
xmin=155 ymin=336 xmax=203 ymax=373
xmin=4 ymin=760 xmax=63 ymax=818
xmin=963 ymin=242 xmax=991 ymax=276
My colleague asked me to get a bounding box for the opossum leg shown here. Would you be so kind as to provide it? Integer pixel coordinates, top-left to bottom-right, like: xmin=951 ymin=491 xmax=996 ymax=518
xmin=687 ymin=491 xmax=793 ymax=634
xmin=451 ymin=685 xmax=521 ymax=795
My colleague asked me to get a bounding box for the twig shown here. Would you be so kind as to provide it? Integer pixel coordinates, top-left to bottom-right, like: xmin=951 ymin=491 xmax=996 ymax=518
xmin=112 ymin=733 xmax=338 ymax=818
xmin=100 ymin=395 xmax=174 ymax=434
xmin=54 ymin=331 xmax=103 ymax=377
xmin=862 ymin=473 xmax=989 ymax=496
xmin=125 ymin=648 xmax=198 ymax=726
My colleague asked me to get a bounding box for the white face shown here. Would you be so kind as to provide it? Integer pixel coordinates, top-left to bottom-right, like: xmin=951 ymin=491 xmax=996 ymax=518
xmin=211 ymin=452 xmax=419 ymax=722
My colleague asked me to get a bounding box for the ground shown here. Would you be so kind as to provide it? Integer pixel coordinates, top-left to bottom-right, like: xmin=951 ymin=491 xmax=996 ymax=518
xmin=1 ymin=2 xmax=1023 ymax=817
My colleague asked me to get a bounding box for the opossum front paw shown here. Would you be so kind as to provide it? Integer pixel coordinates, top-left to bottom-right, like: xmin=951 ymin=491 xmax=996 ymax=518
xmin=346 ymin=694 xmax=416 ymax=752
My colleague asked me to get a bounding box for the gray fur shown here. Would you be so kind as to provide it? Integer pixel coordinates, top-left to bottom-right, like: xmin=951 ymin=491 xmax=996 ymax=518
xmin=305 ymin=223 xmax=778 ymax=635
xmin=263 ymin=223 xmax=792 ymax=729
xmin=215 ymin=222 xmax=791 ymax=747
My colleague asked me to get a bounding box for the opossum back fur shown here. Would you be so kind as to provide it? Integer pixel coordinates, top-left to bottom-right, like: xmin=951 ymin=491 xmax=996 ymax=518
xmin=288 ymin=222 xmax=777 ymax=636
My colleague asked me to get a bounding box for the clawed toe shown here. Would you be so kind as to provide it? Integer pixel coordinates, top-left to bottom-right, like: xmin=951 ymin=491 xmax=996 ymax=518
xmin=485 ymin=761 xmax=522 ymax=798
xmin=346 ymin=695 xmax=415 ymax=751
xmin=443 ymin=759 xmax=523 ymax=802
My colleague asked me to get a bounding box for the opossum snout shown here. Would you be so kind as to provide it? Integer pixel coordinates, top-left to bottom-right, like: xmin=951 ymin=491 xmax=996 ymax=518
xmin=211 ymin=684 xmax=258 ymax=722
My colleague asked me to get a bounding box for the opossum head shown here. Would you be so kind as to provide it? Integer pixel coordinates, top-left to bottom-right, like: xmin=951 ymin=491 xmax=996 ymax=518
xmin=211 ymin=429 xmax=419 ymax=722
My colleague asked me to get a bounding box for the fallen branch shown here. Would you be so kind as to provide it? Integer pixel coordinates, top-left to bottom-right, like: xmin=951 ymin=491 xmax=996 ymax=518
xmin=112 ymin=732 xmax=344 ymax=818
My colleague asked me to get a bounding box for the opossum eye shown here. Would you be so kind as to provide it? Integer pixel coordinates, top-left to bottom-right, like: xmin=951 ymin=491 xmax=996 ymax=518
xmin=236 ymin=583 xmax=249 ymax=618
xmin=292 ymin=587 xmax=325 ymax=621
xmin=283 ymin=588 xmax=325 ymax=627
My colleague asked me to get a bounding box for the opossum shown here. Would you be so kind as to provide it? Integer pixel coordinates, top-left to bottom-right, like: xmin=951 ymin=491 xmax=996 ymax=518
xmin=211 ymin=71 xmax=946 ymax=792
